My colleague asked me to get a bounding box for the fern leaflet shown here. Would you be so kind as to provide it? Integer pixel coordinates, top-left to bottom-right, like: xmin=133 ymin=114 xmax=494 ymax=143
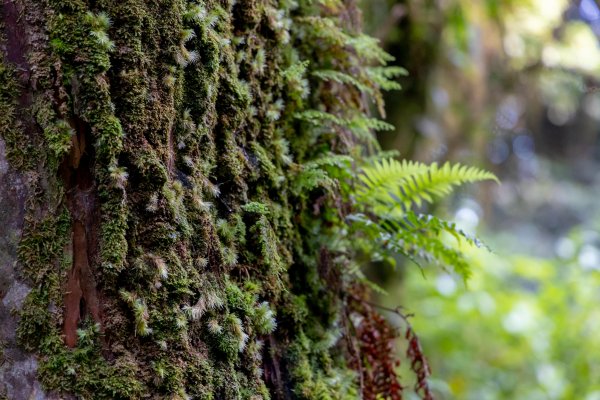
xmin=357 ymin=158 xmax=498 ymax=212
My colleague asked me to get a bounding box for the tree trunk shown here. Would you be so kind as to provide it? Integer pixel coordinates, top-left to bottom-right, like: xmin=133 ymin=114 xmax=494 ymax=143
xmin=0 ymin=1 xmax=393 ymax=399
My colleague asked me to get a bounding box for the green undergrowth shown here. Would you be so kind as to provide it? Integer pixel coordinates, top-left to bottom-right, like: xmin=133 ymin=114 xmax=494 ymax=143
xmin=0 ymin=0 xmax=494 ymax=398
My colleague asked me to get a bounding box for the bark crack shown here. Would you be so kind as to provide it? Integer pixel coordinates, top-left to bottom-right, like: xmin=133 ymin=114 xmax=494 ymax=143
xmin=60 ymin=120 xmax=102 ymax=348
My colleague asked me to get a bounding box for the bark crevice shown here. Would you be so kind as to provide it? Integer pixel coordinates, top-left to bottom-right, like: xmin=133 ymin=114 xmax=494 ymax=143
xmin=59 ymin=117 xmax=102 ymax=348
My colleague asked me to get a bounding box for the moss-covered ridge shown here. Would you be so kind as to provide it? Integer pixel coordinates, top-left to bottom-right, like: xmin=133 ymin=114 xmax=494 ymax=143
xmin=1 ymin=0 xmax=400 ymax=398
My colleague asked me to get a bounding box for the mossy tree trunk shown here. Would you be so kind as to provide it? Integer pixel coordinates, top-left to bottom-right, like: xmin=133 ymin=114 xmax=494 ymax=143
xmin=0 ymin=1 xmax=402 ymax=399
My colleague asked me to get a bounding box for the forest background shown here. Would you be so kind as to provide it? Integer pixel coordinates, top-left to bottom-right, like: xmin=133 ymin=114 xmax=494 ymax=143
xmin=362 ymin=0 xmax=600 ymax=398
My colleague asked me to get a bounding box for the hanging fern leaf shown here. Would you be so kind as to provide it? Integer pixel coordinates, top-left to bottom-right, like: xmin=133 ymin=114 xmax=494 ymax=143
xmin=357 ymin=158 xmax=497 ymax=213
xmin=385 ymin=212 xmax=489 ymax=280
xmin=312 ymin=69 xmax=374 ymax=95
xmin=348 ymin=34 xmax=394 ymax=64
xmin=381 ymin=212 xmax=487 ymax=249
xmin=294 ymin=109 xmax=345 ymax=127
xmin=365 ymin=66 xmax=407 ymax=91
xmin=364 ymin=66 xmax=408 ymax=115
xmin=347 ymin=211 xmax=484 ymax=281
xmin=304 ymin=154 xmax=354 ymax=169
xmin=356 ymin=158 xmax=429 ymax=204
xmin=294 ymin=110 xmax=391 ymax=147
xmin=348 ymin=116 xmax=395 ymax=132
xmin=349 ymin=158 xmax=495 ymax=281
xmin=292 ymin=154 xmax=354 ymax=195
xmin=373 ymin=216 xmax=472 ymax=281
xmin=384 ymin=225 xmax=473 ymax=281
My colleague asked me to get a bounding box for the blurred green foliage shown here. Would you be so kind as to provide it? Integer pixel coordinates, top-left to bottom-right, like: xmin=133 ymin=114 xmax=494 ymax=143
xmin=394 ymin=222 xmax=600 ymax=399
xmin=359 ymin=0 xmax=600 ymax=398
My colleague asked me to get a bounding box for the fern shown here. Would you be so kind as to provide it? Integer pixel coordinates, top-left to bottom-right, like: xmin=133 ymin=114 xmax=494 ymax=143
xmin=303 ymin=154 xmax=353 ymax=169
xmin=312 ymin=69 xmax=374 ymax=95
xmin=347 ymin=34 xmax=394 ymax=64
xmin=293 ymin=154 xmax=353 ymax=195
xmin=382 ymin=212 xmax=488 ymax=250
xmin=294 ymin=109 xmax=345 ymax=126
xmin=295 ymin=110 xmax=392 ymax=145
xmin=293 ymin=167 xmax=334 ymax=194
xmin=349 ymin=116 xmax=395 ymax=132
xmin=357 ymin=158 xmax=497 ymax=213
xmin=281 ymin=60 xmax=310 ymax=80
xmin=383 ymin=212 xmax=488 ymax=281
xmin=347 ymin=211 xmax=482 ymax=281
xmin=385 ymin=226 xmax=472 ymax=281
xmin=366 ymin=66 xmax=407 ymax=91
xmin=346 ymin=157 xmax=496 ymax=280
xmin=296 ymin=17 xmax=394 ymax=65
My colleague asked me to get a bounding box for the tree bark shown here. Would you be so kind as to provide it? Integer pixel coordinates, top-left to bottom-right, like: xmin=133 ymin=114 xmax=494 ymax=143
xmin=0 ymin=0 xmax=385 ymax=399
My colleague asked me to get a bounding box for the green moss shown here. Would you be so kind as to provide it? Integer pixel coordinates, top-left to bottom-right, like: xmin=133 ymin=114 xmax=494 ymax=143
xmin=249 ymin=215 xmax=286 ymax=280
xmin=251 ymin=142 xmax=280 ymax=186
xmin=0 ymin=59 xmax=37 ymax=169
xmin=44 ymin=120 xmax=74 ymax=159
xmin=38 ymin=322 xmax=144 ymax=399
xmin=252 ymin=302 xmax=277 ymax=335
xmin=242 ymin=201 xmax=269 ymax=215
xmin=16 ymin=207 xmax=143 ymax=398
xmin=18 ymin=209 xmax=71 ymax=288
xmin=225 ymin=280 xmax=254 ymax=315
xmin=7 ymin=0 xmax=396 ymax=397
xmin=16 ymin=289 xmax=54 ymax=352
xmin=94 ymin=115 xmax=124 ymax=159
xmin=152 ymin=358 xmax=183 ymax=393
xmin=99 ymin=198 xmax=128 ymax=277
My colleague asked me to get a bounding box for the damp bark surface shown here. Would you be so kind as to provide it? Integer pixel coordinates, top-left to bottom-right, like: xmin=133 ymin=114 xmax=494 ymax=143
xmin=0 ymin=0 xmax=401 ymax=399
xmin=60 ymin=122 xmax=102 ymax=348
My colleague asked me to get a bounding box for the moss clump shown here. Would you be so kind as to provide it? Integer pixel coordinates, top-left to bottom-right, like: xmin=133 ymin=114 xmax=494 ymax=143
xmin=43 ymin=120 xmax=74 ymax=159
xmin=6 ymin=0 xmax=401 ymax=398
xmin=18 ymin=210 xmax=71 ymax=291
xmin=38 ymin=321 xmax=144 ymax=399
xmin=16 ymin=207 xmax=144 ymax=398
xmin=0 ymin=59 xmax=38 ymax=170
xmin=16 ymin=289 xmax=55 ymax=352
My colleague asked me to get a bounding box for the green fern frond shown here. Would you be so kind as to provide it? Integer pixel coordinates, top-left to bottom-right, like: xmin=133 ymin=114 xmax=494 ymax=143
xmin=294 ymin=110 xmax=344 ymax=126
xmin=295 ymin=16 xmax=347 ymax=46
xmin=294 ymin=110 xmax=391 ymax=145
xmin=281 ymin=60 xmax=310 ymax=80
xmin=349 ymin=212 xmax=475 ymax=281
xmin=312 ymin=70 xmax=374 ymax=95
xmin=357 ymin=158 xmax=429 ymax=200
xmin=350 ymin=158 xmax=495 ymax=280
xmin=366 ymin=66 xmax=408 ymax=91
xmin=368 ymin=66 xmax=408 ymax=79
xmin=347 ymin=214 xmax=471 ymax=281
xmin=358 ymin=158 xmax=497 ymax=212
xmin=294 ymin=109 xmax=342 ymax=126
xmin=293 ymin=167 xmax=334 ymax=194
xmin=349 ymin=116 xmax=395 ymax=132
xmin=295 ymin=17 xmax=394 ymax=65
xmin=348 ymin=34 xmax=394 ymax=64
xmin=385 ymin=228 xmax=472 ymax=281
xmin=348 ymin=210 xmax=487 ymax=281
xmin=292 ymin=155 xmax=353 ymax=197
xmin=382 ymin=211 xmax=488 ymax=251
xmin=304 ymin=154 xmax=353 ymax=169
